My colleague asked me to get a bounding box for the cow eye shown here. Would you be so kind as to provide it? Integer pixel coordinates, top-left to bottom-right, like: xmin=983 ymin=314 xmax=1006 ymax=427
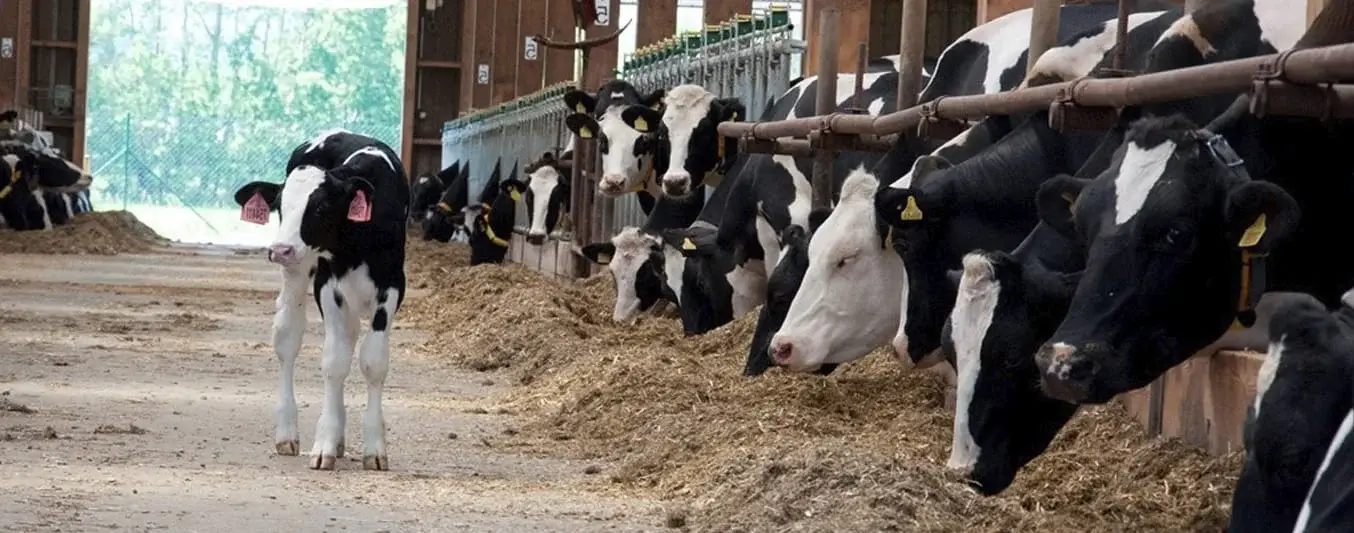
xmin=1154 ymin=226 xmax=1191 ymax=253
xmin=836 ymin=254 xmax=857 ymax=269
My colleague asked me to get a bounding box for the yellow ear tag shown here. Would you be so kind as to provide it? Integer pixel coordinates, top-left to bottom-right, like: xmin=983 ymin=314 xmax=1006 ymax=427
xmin=0 ymin=184 xmax=11 ymax=199
xmin=633 ymin=116 xmax=648 ymax=132
xmin=900 ymin=196 xmax=924 ymax=221
xmin=597 ymin=253 xmax=612 ymax=265
xmin=578 ymin=126 xmax=593 ymax=139
xmin=575 ymin=103 xmax=586 ymax=113
xmin=631 ymin=182 xmax=645 ymax=192
xmin=681 ymin=238 xmax=696 ymax=251
xmin=1238 ymin=214 xmax=1267 ymax=248
xmin=730 ymin=111 xmax=739 ymax=121
xmin=510 ymin=189 xmax=522 ymax=202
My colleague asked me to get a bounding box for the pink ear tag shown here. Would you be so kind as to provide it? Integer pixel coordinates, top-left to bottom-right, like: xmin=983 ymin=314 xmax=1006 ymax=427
xmin=240 ymin=191 xmax=271 ymax=225
xmin=347 ymin=190 xmax=372 ymax=222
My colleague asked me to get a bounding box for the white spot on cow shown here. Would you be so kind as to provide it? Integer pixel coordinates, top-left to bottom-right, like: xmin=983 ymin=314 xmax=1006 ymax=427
xmin=1252 ymin=336 xmax=1285 ymax=418
xmin=605 ymin=227 xmax=660 ymax=323
xmin=1113 ymin=139 xmax=1175 ymax=225
xmin=527 ymin=165 xmax=562 ymax=239
xmin=417 ymin=176 xmax=429 ymax=184
xmin=1156 ymin=15 xmax=1218 ymax=57
xmin=62 ymin=193 xmax=74 ymax=219
xmin=925 ymin=6 xmax=1034 ymax=95
xmin=948 ymin=253 xmax=999 ymax=470
xmin=660 ymin=85 xmax=717 ymax=190
xmin=343 ymin=146 xmax=397 ymax=172
xmin=273 ymin=166 xmax=327 ymax=263
xmin=610 ymin=92 xmax=626 ymax=99
xmin=32 ymin=189 xmax=52 ymax=229
xmin=1254 ymin=0 xmax=1304 ymax=51
xmin=1 ymin=154 xmax=17 ymax=171
xmin=728 ymin=260 xmax=768 ymax=317
xmin=1026 ymin=13 xmax=1165 ymax=85
xmin=770 ymin=167 xmax=906 ymax=371
xmin=754 ymin=210 xmax=781 ymax=269
xmin=663 ymin=245 xmax=685 ymax=305
xmin=1343 ymin=287 xmax=1354 ymax=309
xmin=1293 ymin=409 xmax=1354 ymax=532
xmin=305 ymin=128 xmax=350 ymax=153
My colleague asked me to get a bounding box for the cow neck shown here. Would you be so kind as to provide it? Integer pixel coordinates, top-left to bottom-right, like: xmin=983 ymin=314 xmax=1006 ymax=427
xmin=702 ymin=135 xmax=729 ymax=188
xmin=1199 ymin=131 xmax=1269 ymax=330
xmin=633 ymin=156 xmax=660 ymax=195
xmin=924 ymin=117 xmax=1071 ymax=217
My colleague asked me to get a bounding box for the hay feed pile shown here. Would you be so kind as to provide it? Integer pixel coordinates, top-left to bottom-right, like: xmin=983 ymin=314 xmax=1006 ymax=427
xmin=0 ymin=211 xmax=167 ymax=255
xmin=404 ymin=253 xmax=1243 ymax=533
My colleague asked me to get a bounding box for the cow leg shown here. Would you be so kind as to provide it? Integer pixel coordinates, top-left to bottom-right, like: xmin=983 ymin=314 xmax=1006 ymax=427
xmin=358 ymin=287 xmax=401 ymax=471
xmin=271 ymin=268 xmax=308 ymax=456
xmin=32 ymin=192 xmax=52 ymax=230
xmin=310 ymin=281 xmax=359 ymax=470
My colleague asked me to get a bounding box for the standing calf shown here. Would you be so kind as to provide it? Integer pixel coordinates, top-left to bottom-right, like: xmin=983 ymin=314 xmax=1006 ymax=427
xmin=234 ymin=129 xmax=410 ymax=471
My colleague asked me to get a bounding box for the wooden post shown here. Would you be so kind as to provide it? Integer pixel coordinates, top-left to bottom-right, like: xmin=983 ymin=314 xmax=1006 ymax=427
xmin=71 ymin=0 xmax=90 ymax=165
xmin=583 ymin=0 xmax=621 ymax=90
xmin=897 ymin=0 xmax=928 ymax=110
xmin=492 ymin=0 xmax=522 ymax=104
xmin=1028 ymin=0 xmax=1061 ymax=75
xmin=543 ymin=0 xmax=576 ymax=86
xmin=811 ymin=9 xmax=840 ymax=210
xmin=637 ymin=0 xmax=678 ymax=48
xmin=803 ymin=0 xmax=870 ymax=78
xmin=401 ymin=0 xmax=420 ymax=176
xmin=1309 ymin=0 xmax=1329 ymax=27
xmin=458 ymin=0 xmax=479 ymax=114
xmin=517 ymin=0 xmax=548 ymax=97
xmin=472 ymin=0 xmax=495 ymax=108
xmin=704 ymin=0 xmax=752 ymax=24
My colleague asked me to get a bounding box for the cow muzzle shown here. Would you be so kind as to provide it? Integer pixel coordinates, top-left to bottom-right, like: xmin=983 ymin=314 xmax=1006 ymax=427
xmin=1035 ymin=342 xmax=1099 ymax=404
xmin=267 ymin=244 xmax=300 ymax=266
xmin=598 ymin=174 xmax=628 ymax=196
xmin=661 ymin=172 xmax=691 ymax=197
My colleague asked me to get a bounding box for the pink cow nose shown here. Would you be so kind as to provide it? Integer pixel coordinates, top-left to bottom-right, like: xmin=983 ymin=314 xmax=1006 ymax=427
xmin=770 ymin=339 xmax=794 ymax=365
xmin=267 ymin=244 xmax=297 ymax=265
xmin=599 ymin=175 xmax=626 ymax=193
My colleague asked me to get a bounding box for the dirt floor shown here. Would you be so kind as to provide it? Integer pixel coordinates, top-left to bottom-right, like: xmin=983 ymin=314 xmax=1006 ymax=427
xmin=0 ymin=244 xmax=666 ymax=532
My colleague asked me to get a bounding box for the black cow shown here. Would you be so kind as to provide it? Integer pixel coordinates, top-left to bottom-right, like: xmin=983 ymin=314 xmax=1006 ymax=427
xmin=231 ymin=128 xmax=409 ymax=471
xmin=422 ymin=160 xmax=472 ymax=242
xmin=1231 ymin=290 xmax=1354 ymax=533
xmin=410 ymin=160 xmax=457 ymax=221
xmin=743 ymin=209 xmax=832 ymax=377
xmin=0 ymin=150 xmax=48 ymax=230
xmin=468 ymin=159 xmax=526 ymax=265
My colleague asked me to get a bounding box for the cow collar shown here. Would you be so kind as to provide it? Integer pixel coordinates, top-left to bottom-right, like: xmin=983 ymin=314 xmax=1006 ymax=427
xmin=701 ymin=135 xmax=729 ymax=188
xmin=1198 ymin=132 xmax=1267 ymax=330
xmin=475 ymin=201 xmax=509 ymax=248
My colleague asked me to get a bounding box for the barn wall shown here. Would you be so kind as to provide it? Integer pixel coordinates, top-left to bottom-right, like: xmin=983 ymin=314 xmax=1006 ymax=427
xmin=583 ymin=0 xmax=622 ymax=90
xmin=5 ymin=0 xmax=88 ymax=163
xmin=515 ymin=0 xmax=548 ymax=98
xmin=543 ymin=0 xmax=576 ymax=87
xmin=705 ymin=0 xmax=753 ymax=24
xmin=405 ymin=0 xmax=467 ymax=179
xmin=637 ymin=0 xmax=679 ymax=47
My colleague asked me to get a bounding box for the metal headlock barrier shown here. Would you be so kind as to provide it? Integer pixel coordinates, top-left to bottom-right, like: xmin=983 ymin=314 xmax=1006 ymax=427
xmin=440 ymin=4 xmax=801 ymax=261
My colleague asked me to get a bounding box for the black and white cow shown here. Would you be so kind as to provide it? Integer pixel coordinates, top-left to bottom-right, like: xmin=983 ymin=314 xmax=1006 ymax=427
xmin=231 ymin=129 xmax=409 ymax=471
xmin=0 ymin=150 xmax=48 ymax=230
xmin=468 ymin=159 xmax=527 ymax=265
xmin=562 ymin=80 xmax=665 ymax=197
xmin=409 ymin=160 xmax=456 ymax=222
xmin=0 ymin=142 xmax=93 ymax=230
xmin=1290 ymin=407 xmax=1354 ymax=533
xmin=1230 ymin=289 xmax=1354 ymax=533
xmin=743 ymin=210 xmax=832 ymax=377
xmin=422 ymin=160 xmax=472 ymax=242
xmin=522 ymin=150 xmax=574 ymax=245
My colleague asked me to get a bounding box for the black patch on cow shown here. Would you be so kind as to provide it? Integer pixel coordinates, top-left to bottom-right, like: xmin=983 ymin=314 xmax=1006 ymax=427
xmin=372 ymin=308 xmax=389 ymax=332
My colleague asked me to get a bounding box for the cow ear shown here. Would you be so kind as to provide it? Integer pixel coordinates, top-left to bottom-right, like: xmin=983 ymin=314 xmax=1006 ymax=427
xmin=458 ymin=160 xmax=471 ymax=182
xmin=1226 ymin=181 xmax=1300 ymax=253
xmin=234 ymin=181 xmax=281 ymax=208
xmin=565 ymin=113 xmax=600 ymax=139
xmin=908 ymin=154 xmax=953 ymax=188
xmin=659 ymin=229 xmax=706 ymax=258
xmin=621 ymin=106 xmax=662 ymax=133
xmin=500 ymin=178 xmax=526 ymax=202
xmin=580 ymin=242 xmax=616 ymax=265
xmin=563 ymin=89 xmax=596 ymax=115
xmin=540 ymin=151 xmax=556 ymax=164
xmin=1037 ymin=174 xmax=1091 ymax=239
xmin=808 ymin=207 xmax=833 ymax=233
xmin=642 ymin=89 xmax=666 ymax=110
xmin=714 ymin=98 xmax=746 ymax=123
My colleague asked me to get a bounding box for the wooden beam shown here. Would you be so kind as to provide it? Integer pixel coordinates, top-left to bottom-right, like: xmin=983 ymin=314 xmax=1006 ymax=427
xmin=72 ymin=0 xmax=90 ymax=166
xmin=413 ymin=137 xmax=442 ymax=146
xmin=637 ymin=0 xmax=678 ymax=48
xmin=491 ymin=0 xmax=522 ymax=104
xmin=31 ymin=40 xmax=77 ymax=49
xmin=583 ymin=0 xmax=621 ymax=91
xmin=472 ymin=0 xmax=495 ymax=108
xmin=402 ymin=0 xmax=420 ymax=177
xmin=803 ymin=0 xmax=869 ymax=78
xmin=543 ymin=0 xmax=576 ymax=86
xmin=458 ymin=0 xmax=479 ymax=115
xmin=16 ymin=0 xmax=32 ymax=108
xmin=415 ymin=59 xmax=461 ymax=69
xmin=516 ymin=0 xmax=547 ymax=97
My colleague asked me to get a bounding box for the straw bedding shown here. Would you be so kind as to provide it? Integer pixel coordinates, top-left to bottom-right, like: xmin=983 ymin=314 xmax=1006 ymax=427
xmin=0 ymin=211 xmax=167 ymax=255
xmin=403 ymin=238 xmax=1243 ymax=532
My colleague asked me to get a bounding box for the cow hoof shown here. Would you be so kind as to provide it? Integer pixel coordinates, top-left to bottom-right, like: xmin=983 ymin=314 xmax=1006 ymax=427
xmin=362 ymin=455 xmax=388 ymax=471
xmin=275 ymin=440 xmax=299 ymax=456
xmin=335 ymin=438 xmax=345 ymax=458
xmin=310 ymin=454 xmax=338 ymax=470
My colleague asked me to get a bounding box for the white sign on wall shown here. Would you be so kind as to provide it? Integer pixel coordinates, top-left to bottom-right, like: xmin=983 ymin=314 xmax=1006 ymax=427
xmin=477 ymin=64 xmax=490 ymax=85
xmin=595 ymin=3 xmax=611 ymax=26
xmin=0 ymin=38 xmax=12 ymax=59
xmin=524 ymin=38 xmax=539 ymax=61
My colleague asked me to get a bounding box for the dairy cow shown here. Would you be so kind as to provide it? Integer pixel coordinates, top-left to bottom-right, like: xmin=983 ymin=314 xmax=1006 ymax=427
xmin=422 ymin=161 xmax=472 ymax=242
xmin=562 ymin=79 xmax=665 ymax=197
xmin=467 ymin=159 xmax=528 ymax=265
xmin=521 ymin=150 xmax=574 ymax=245
xmin=232 ymin=129 xmax=409 ymax=471
xmin=409 ymin=160 xmax=457 ymax=221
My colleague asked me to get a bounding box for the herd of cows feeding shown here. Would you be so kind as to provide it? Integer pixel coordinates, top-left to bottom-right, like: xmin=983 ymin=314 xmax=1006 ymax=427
xmin=0 ymin=110 xmax=96 ymax=232
xmin=4 ymin=0 xmax=1354 ymax=529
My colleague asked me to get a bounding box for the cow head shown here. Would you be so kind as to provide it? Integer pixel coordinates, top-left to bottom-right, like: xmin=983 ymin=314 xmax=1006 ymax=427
xmin=630 ymin=84 xmax=742 ymax=198
xmin=768 ymin=168 xmax=903 ymax=372
xmin=563 ymin=81 xmax=665 ymax=197
xmin=946 ymin=249 xmax=1082 ymax=495
xmin=235 ymin=165 xmax=376 ymax=268
xmin=1034 ymin=115 xmax=1300 ymax=404
xmin=744 ymin=208 xmax=833 ymax=377
xmin=1230 ymin=292 xmax=1354 ymax=532
xmin=659 ymin=225 xmax=738 ymax=335
xmin=409 ymin=171 xmax=446 ymax=221
xmin=581 ymin=227 xmax=678 ymax=324
xmin=422 ymin=161 xmax=471 ymax=242
xmin=523 ymin=151 xmax=573 ymax=245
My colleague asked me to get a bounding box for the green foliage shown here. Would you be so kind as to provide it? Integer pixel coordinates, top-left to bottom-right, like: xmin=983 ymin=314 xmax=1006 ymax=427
xmin=86 ymin=0 xmax=407 ymax=209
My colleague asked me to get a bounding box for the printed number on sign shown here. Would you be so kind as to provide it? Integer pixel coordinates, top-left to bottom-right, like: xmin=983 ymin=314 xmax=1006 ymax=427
xmin=477 ymin=64 xmax=489 ymax=85
xmin=524 ymin=38 xmax=538 ymax=61
xmin=595 ymin=4 xmax=610 ymax=25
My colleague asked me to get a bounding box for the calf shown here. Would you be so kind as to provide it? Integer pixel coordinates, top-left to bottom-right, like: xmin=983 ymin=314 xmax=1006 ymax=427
xmin=1231 ymin=291 xmax=1354 ymax=533
xmin=233 ymin=128 xmax=409 ymax=471
xmin=562 ymin=80 xmax=665 ymax=197
xmin=522 ymin=150 xmax=573 ymax=245
xmin=422 ymin=160 xmax=472 ymax=242
xmin=468 ymin=160 xmax=527 ymax=265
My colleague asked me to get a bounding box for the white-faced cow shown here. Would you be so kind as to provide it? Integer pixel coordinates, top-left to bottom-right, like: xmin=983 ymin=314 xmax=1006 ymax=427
xmin=232 ymin=129 xmax=409 ymax=471
xmin=522 ymin=150 xmax=573 ymax=246
xmin=422 ymin=160 xmax=472 ymax=242
xmin=1230 ymin=290 xmax=1354 ymax=533
xmin=562 ymin=80 xmax=665 ymax=197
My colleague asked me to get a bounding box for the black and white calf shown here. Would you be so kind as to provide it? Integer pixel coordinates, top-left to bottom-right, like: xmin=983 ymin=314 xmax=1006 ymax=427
xmin=522 ymin=150 xmax=573 ymax=245
xmin=422 ymin=160 xmax=472 ymax=242
xmin=233 ymin=129 xmax=410 ymax=471
xmin=1230 ymin=290 xmax=1354 ymax=533
xmin=563 ymin=80 xmax=665 ymax=197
